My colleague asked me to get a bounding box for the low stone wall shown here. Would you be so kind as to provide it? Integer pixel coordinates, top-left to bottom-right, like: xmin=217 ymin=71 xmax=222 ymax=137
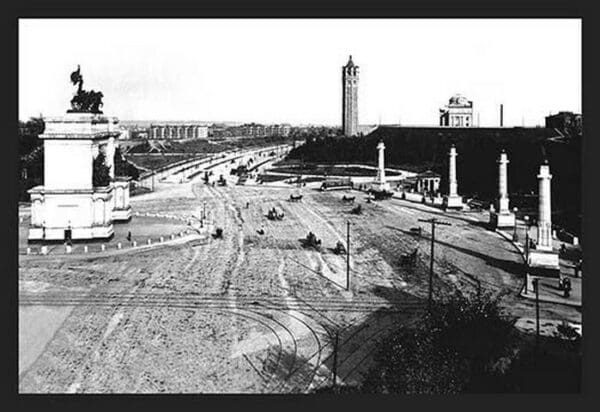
xmin=20 ymin=211 xmax=214 ymax=256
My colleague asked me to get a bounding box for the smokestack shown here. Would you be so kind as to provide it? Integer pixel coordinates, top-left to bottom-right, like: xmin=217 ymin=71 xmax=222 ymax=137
xmin=500 ymin=104 xmax=504 ymax=127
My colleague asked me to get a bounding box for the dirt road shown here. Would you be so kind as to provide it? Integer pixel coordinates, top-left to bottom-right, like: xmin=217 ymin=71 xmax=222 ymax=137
xmin=18 ymin=174 xmax=579 ymax=393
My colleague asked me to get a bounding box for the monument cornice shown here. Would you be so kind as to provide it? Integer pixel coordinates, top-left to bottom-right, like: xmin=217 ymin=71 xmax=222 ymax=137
xmin=39 ymin=131 xmax=121 ymax=140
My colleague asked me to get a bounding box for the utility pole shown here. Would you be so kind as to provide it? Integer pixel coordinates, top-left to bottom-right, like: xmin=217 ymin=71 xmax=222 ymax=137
xmin=534 ymin=278 xmax=540 ymax=347
xmin=332 ymin=331 xmax=339 ymax=388
xmin=418 ymin=217 xmax=451 ymax=312
xmin=346 ymin=220 xmax=351 ymax=291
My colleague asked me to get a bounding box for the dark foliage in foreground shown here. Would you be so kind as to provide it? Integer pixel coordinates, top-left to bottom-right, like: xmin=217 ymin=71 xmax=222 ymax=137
xmin=359 ymin=293 xmax=515 ymax=394
xmin=314 ymin=292 xmax=581 ymax=394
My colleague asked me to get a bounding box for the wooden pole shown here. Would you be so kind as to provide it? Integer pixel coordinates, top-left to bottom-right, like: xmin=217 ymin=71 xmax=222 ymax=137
xmin=418 ymin=218 xmax=451 ymax=313
xmin=534 ymin=278 xmax=540 ymax=346
xmin=346 ymin=220 xmax=351 ymax=291
xmin=332 ymin=331 xmax=339 ymax=388
xmin=429 ymin=220 xmax=435 ymax=311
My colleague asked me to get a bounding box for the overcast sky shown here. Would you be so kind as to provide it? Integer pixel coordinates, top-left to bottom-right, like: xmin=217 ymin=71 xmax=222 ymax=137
xmin=19 ymin=19 xmax=581 ymax=126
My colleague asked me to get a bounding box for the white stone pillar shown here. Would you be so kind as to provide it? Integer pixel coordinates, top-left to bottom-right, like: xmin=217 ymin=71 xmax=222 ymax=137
xmin=106 ymin=137 xmax=116 ymax=179
xmin=377 ymin=141 xmax=387 ymax=186
xmin=449 ymin=145 xmax=458 ymax=197
xmin=490 ymin=149 xmax=515 ymax=228
xmin=444 ymin=145 xmax=463 ymax=209
xmin=497 ymin=150 xmax=509 ymax=213
xmin=537 ymin=162 xmax=553 ymax=251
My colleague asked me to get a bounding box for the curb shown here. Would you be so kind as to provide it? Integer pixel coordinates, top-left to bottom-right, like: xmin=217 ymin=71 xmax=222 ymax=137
xmin=519 ymin=284 xmax=582 ymax=308
xmin=20 ymin=232 xmax=209 ymax=261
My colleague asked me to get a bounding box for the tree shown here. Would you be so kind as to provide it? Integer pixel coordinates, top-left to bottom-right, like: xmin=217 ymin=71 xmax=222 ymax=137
xmin=360 ymin=292 xmax=515 ymax=394
xmin=113 ymin=147 xmax=140 ymax=180
xmin=93 ymin=152 xmax=111 ymax=187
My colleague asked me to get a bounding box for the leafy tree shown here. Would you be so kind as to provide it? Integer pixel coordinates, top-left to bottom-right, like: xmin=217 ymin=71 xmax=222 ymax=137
xmin=113 ymin=147 xmax=140 ymax=180
xmin=93 ymin=152 xmax=111 ymax=187
xmin=360 ymin=293 xmax=515 ymax=394
xmin=19 ymin=117 xmax=45 ymax=201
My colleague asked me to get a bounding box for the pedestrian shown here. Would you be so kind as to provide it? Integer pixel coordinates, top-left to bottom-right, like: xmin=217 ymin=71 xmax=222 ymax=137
xmin=127 ymin=231 xmax=132 ymax=242
xmin=246 ymin=201 xmax=249 ymax=209
xmin=563 ymin=277 xmax=572 ymax=298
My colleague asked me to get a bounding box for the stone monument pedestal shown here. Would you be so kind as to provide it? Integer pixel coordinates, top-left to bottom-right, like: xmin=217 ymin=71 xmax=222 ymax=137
xmin=527 ymin=249 xmax=560 ymax=270
xmin=372 ymin=182 xmax=391 ymax=193
xmin=525 ymin=263 xmax=561 ymax=293
xmin=27 ymin=112 xmax=121 ymax=242
xmin=490 ymin=211 xmax=516 ymax=228
xmin=112 ymin=176 xmax=132 ymax=221
xmin=444 ymin=195 xmax=463 ymax=209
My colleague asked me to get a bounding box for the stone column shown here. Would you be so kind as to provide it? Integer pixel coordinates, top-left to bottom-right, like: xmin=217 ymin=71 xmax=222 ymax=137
xmin=444 ymin=144 xmax=463 ymax=209
xmin=377 ymin=141 xmax=386 ymax=186
xmin=536 ymin=162 xmax=553 ymax=251
xmin=490 ymin=149 xmax=515 ymax=227
xmin=449 ymin=145 xmax=458 ymax=197
xmin=497 ymin=150 xmax=509 ymax=213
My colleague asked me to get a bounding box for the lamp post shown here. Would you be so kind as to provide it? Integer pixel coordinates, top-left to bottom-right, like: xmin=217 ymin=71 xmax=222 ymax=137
xmin=524 ymin=215 xmax=530 ymax=263
xmin=512 ymin=207 xmax=519 ymax=242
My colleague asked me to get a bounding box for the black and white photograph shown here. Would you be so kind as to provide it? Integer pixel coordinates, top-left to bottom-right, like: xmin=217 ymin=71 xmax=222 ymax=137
xmin=15 ymin=14 xmax=586 ymax=395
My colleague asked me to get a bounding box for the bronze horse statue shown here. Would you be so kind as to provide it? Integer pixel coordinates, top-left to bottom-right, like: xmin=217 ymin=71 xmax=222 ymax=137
xmin=68 ymin=65 xmax=104 ymax=114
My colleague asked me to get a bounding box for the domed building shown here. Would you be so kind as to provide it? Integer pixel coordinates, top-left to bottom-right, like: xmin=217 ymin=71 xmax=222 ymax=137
xmin=439 ymin=94 xmax=474 ymax=127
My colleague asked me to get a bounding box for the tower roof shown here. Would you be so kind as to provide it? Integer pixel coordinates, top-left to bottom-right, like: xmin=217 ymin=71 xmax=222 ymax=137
xmin=345 ymin=55 xmax=356 ymax=68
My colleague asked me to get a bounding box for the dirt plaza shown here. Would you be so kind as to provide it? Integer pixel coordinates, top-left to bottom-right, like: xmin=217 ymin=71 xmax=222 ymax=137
xmin=18 ymin=171 xmax=581 ymax=393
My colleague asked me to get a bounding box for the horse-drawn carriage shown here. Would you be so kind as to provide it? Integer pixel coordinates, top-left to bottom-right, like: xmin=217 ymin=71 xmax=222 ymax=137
xmin=301 ymin=231 xmax=322 ymax=250
xmin=290 ymin=193 xmax=303 ymax=202
xmin=333 ymin=240 xmax=347 ymax=255
xmin=217 ymin=175 xmax=227 ymax=186
xmin=400 ymin=248 xmax=419 ymax=267
xmin=350 ymin=204 xmax=362 ymax=215
xmin=213 ymin=227 xmax=224 ymax=239
xmin=409 ymin=226 xmax=423 ymax=236
xmin=369 ymin=189 xmax=394 ymax=200
xmin=267 ymin=207 xmax=284 ymax=220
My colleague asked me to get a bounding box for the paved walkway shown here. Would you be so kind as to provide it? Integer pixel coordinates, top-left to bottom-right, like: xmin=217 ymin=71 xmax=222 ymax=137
xmin=19 ymin=210 xmax=207 ymax=256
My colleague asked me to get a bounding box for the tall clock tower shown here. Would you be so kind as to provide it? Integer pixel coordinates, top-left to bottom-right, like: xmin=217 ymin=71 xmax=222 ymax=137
xmin=342 ymin=55 xmax=359 ymax=136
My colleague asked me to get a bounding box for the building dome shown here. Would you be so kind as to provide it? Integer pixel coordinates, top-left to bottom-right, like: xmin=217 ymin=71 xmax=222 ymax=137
xmin=449 ymin=94 xmax=469 ymax=105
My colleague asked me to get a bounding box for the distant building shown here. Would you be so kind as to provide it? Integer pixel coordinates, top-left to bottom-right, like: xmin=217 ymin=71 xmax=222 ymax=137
xmin=400 ymin=170 xmax=441 ymax=194
xmin=545 ymin=111 xmax=582 ymax=131
xmin=439 ymin=94 xmax=473 ymax=127
xmin=149 ymin=123 xmax=208 ymax=140
xmin=211 ymin=123 xmax=291 ymax=139
xmin=342 ymin=55 xmax=359 ymax=136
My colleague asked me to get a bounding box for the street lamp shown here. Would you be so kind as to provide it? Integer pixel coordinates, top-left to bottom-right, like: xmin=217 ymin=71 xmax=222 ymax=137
xmin=512 ymin=207 xmax=519 ymax=242
xmin=524 ymin=215 xmax=530 ymax=264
